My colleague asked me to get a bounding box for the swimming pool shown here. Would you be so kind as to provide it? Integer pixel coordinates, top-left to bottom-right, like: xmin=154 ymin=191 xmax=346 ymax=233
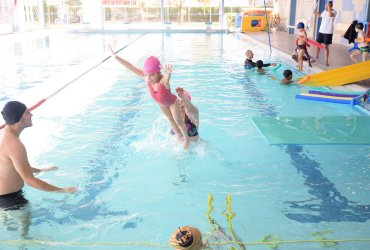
xmin=1 ymin=31 xmax=370 ymax=249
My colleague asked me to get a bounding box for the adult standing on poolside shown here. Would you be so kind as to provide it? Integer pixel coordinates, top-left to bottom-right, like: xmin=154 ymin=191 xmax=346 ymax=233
xmin=0 ymin=101 xmax=77 ymax=211
xmin=315 ymin=1 xmax=337 ymax=66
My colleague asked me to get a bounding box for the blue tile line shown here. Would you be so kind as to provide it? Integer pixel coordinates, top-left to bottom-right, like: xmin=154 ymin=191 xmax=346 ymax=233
xmin=241 ymin=71 xmax=370 ymax=222
xmin=33 ymin=81 xmax=145 ymax=229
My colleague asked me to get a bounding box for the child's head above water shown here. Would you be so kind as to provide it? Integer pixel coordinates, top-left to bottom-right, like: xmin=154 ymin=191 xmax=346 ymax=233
xmin=283 ymin=69 xmax=293 ymax=80
xmin=143 ymin=56 xmax=161 ymax=74
xmin=256 ymin=60 xmax=263 ymax=69
xmin=169 ymin=226 xmax=203 ymax=250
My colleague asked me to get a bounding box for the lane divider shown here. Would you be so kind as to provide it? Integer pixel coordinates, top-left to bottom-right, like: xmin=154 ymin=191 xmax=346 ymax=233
xmin=2 ymin=237 xmax=370 ymax=248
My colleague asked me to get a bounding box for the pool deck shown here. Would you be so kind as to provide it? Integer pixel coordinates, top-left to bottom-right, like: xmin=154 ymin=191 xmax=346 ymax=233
xmin=239 ymin=30 xmax=370 ymax=92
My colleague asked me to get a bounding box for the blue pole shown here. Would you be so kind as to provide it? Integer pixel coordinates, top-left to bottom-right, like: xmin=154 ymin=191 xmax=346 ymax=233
xmin=221 ymin=0 xmax=225 ymax=31
xmin=264 ymin=0 xmax=272 ymax=55
xmin=160 ymin=0 xmax=164 ymax=25
xmin=365 ymin=0 xmax=369 ymax=32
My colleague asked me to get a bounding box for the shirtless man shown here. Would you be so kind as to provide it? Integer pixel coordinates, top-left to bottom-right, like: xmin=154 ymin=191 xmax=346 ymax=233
xmin=0 ymin=101 xmax=77 ymax=211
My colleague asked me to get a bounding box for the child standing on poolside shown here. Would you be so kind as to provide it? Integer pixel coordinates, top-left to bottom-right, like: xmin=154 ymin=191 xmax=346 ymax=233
xmin=108 ymin=46 xmax=190 ymax=149
xmin=350 ymin=23 xmax=369 ymax=63
xmin=296 ymin=22 xmax=312 ymax=70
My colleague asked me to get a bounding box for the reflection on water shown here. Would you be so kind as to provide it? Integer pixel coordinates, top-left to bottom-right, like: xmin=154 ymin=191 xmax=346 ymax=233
xmin=0 ymin=205 xmax=32 ymax=238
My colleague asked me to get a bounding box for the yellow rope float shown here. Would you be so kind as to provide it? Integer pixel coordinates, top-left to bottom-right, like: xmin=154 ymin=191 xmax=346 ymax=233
xmin=2 ymin=238 xmax=370 ymax=247
xmin=3 ymin=194 xmax=370 ymax=248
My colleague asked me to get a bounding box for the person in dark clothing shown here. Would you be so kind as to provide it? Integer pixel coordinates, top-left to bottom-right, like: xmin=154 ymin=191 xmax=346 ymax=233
xmin=344 ymin=20 xmax=358 ymax=44
xmin=344 ymin=20 xmax=360 ymax=53
xmin=244 ymin=50 xmax=276 ymax=69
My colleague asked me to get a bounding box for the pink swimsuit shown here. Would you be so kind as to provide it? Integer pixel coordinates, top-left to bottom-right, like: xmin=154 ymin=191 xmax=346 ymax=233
xmin=147 ymin=81 xmax=177 ymax=106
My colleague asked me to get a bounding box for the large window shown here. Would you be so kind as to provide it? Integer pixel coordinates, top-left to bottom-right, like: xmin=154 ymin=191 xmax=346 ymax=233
xmin=102 ymin=0 xmax=251 ymax=26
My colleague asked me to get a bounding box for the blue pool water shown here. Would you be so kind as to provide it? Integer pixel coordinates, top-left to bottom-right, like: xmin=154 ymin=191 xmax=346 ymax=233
xmin=0 ymin=32 xmax=370 ymax=249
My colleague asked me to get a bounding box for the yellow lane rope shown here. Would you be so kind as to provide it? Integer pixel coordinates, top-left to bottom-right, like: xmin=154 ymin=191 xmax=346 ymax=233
xmin=3 ymin=194 xmax=370 ymax=248
xmin=206 ymin=193 xmax=216 ymax=232
xmin=222 ymin=193 xmax=245 ymax=250
xmin=2 ymin=238 xmax=370 ymax=247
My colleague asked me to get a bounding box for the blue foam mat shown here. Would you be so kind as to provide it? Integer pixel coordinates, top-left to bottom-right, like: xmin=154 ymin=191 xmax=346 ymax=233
xmin=252 ymin=116 xmax=370 ymax=145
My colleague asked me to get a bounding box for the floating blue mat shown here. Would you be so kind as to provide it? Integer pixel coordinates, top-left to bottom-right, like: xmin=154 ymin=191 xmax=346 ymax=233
xmin=251 ymin=116 xmax=370 ymax=145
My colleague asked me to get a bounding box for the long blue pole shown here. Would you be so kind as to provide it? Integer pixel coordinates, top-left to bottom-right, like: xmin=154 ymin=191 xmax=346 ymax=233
xmin=264 ymin=0 xmax=272 ymax=55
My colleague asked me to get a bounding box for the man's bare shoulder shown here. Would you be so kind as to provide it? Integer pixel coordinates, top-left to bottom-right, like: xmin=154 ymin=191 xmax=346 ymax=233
xmin=0 ymin=131 xmax=24 ymax=157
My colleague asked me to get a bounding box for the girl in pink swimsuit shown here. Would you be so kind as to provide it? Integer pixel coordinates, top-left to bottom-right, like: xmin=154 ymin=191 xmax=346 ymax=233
xmin=108 ymin=46 xmax=190 ymax=149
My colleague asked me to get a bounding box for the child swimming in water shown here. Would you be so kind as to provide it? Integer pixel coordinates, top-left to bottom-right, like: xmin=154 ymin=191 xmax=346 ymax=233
xmin=108 ymin=45 xmax=190 ymax=149
xmin=281 ymin=69 xmax=293 ymax=84
xmin=256 ymin=60 xmax=267 ymax=74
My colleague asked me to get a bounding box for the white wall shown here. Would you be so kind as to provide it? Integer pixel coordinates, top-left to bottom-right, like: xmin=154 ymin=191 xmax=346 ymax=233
xmin=81 ymin=0 xmax=104 ymax=29
xmin=275 ymin=0 xmax=369 ymax=46
xmin=11 ymin=0 xmax=25 ymax=31
xmin=332 ymin=0 xmax=368 ymax=45
xmin=9 ymin=0 xmax=45 ymax=32
xmin=295 ymin=0 xmax=317 ymax=38
xmin=275 ymin=0 xmax=292 ymax=31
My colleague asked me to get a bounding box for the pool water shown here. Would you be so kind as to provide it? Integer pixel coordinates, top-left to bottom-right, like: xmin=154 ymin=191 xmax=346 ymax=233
xmin=1 ymin=32 xmax=370 ymax=250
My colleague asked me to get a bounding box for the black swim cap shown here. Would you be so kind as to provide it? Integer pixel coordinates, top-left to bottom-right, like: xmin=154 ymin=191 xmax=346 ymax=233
xmin=1 ymin=101 xmax=27 ymax=125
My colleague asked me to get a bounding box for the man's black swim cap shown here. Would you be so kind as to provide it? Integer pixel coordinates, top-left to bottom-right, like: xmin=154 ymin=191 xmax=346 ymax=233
xmin=1 ymin=101 xmax=27 ymax=125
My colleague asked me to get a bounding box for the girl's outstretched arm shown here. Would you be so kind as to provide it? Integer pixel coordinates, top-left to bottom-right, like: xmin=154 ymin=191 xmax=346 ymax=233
xmin=160 ymin=64 xmax=173 ymax=88
xmin=108 ymin=45 xmax=144 ymax=79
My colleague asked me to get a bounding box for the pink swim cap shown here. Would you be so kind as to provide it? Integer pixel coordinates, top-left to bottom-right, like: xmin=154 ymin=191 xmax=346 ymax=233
xmin=143 ymin=56 xmax=161 ymax=73
xmin=183 ymin=90 xmax=191 ymax=101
